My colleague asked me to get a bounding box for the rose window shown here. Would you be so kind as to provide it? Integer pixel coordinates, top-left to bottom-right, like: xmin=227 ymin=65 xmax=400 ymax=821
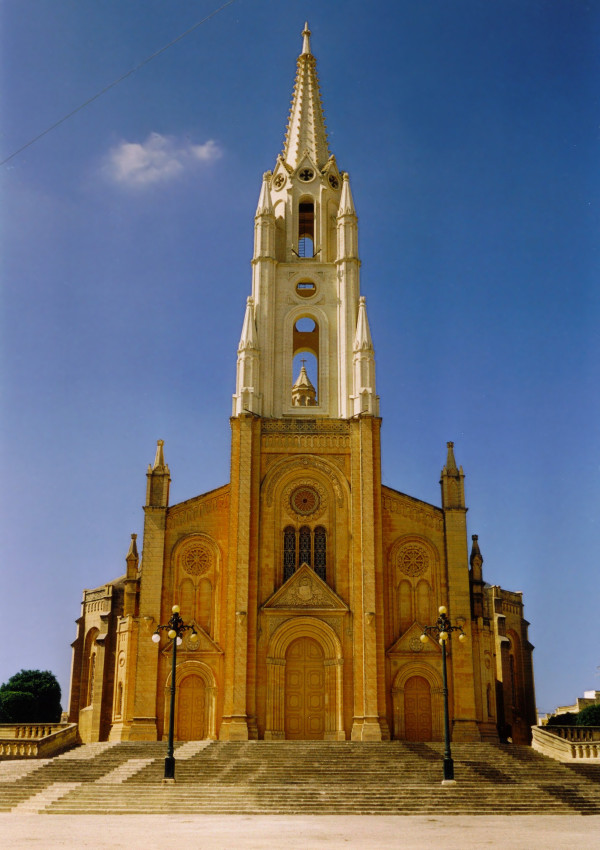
xmin=182 ymin=546 xmax=211 ymax=576
xmin=397 ymin=545 xmax=429 ymax=577
xmin=290 ymin=486 xmax=320 ymax=516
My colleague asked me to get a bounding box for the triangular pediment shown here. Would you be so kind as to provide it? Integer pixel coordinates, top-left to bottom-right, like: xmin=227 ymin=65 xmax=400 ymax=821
xmin=387 ymin=621 xmax=441 ymax=656
xmin=263 ymin=563 xmax=349 ymax=611
xmin=161 ymin=623 xmax=222 ymax=656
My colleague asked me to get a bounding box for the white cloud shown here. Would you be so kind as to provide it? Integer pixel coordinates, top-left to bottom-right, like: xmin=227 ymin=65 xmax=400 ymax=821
xmin=104 ymin=133 xmax=222 ymax=186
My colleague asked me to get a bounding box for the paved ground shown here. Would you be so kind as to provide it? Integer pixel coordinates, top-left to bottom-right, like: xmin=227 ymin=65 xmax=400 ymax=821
xmin=1 ymin=814 xmax=600 ymax=849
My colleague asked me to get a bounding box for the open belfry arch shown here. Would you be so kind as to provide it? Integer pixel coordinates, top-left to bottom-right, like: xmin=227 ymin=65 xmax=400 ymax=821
xmin=68 ymin=24 xmax=536 ymax=745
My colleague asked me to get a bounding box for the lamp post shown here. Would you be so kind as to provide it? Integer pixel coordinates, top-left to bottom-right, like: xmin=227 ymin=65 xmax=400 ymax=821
xmin=152 ymin=605 xmax=198 ymax=781
xmin=420 ymin=605 xmax=466 ymax=786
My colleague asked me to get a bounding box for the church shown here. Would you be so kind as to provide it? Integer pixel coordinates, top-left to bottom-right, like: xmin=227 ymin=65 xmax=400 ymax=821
xmin=68 ymin=25 xmax=536 ymax=747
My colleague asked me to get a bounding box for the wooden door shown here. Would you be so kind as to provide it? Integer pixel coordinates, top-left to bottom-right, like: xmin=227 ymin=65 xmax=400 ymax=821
xmin=176 ymin=675 xmax=205 ymax=740
xmin=284 ymin=637 xmax=325 ymax=740
xmin=404 ymin=676 xmax=432 ymax=741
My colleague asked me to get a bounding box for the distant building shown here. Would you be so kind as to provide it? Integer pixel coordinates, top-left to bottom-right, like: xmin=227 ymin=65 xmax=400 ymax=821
xmin=539 ymin=690 xmax=600 ymax=725
xmin=68 ymin=24 xmax=536 ymax=745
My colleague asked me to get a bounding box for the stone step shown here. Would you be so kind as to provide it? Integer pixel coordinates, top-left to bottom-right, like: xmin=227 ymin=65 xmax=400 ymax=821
xmin=2 ymin=741 xmax=599 ymax=816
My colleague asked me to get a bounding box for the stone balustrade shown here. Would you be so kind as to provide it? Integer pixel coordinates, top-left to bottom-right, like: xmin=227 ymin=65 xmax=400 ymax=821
xmin=531 ymin=725 xmax=600 ymax=761
xmin=0 ymin=723 xmax=79 ymax=758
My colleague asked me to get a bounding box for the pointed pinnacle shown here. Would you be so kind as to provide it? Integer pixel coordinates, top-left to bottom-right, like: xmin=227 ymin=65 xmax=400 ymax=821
xmin=153 ymin=439 xmax=165 ymax=470
xmin=302 ymin=21 xmax=311 ymax=55
xmin=239 ymin=296 xmax=258 ymax=350
xmin=293 ymin=363 xmax=316 ymax=390
xmin=126 ymin=533 xmax=138 ymax=561
xmin=256 ymin=172 xmax=274 ymax=216
xmin=470 ymin=534 xmax=483 ymax=567
xmin=282 ymin=24 xmax=329 ymax=169
xmin=338 ymin=172 xmax=356 ymax=216
xmin=445 ymin=441 xmax=458 ymax=474
xmin=354 ymin=296 xmax=374 ymax=351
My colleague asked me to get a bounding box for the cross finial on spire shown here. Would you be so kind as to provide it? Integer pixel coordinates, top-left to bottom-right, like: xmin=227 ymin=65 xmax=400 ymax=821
xmin=302 ymin=21 xmax=311 ymax=55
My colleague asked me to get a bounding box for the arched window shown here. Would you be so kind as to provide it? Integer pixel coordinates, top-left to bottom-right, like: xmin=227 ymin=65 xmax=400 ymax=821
xmin=282 ymin=526 xmax=328 ymax=583
xmin=299 ymin=526 xmax=312 ymax=566
xmin=298 ymin=202 xmax=314 ymax=257
xmin=314 ymin=526 xmax=326 ymax=580
xmin=292 ymin=317 xmax=319 ymax=405
xmin=283 ymin=526 xmax=296 ymax=581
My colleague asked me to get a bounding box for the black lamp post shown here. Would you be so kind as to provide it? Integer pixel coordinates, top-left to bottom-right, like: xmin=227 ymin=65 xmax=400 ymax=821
xmin=420 ymin=605 xmax=466 ymax=785
xmin=152 ymin=605 xmax=198 ymax=781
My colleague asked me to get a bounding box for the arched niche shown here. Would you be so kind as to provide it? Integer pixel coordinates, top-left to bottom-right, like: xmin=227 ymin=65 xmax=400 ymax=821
xmin=170 ymin=532 xmax=221 ymax=641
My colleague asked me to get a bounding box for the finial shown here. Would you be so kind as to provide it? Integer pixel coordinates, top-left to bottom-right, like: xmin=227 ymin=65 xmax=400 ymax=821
xmin=302 ymin=21 xmax=311 ymax=55
xmin=153 ymin=439 xmax=166 ymax=470
xmin=126 ymin=533 xmax=139 ymax=560
xmin=470 ymin=534 xmax=483 ymax=568
xmin=445 ymin=441 xmax=458 ymax=474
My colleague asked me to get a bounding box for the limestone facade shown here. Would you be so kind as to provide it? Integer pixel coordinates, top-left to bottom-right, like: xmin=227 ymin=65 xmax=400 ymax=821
xmin=68 ymin=25 xmax=536 ymax=745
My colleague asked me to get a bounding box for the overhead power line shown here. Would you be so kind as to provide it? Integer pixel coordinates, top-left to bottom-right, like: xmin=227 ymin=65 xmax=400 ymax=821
xmin=1 ymin=0 xmax=238 ymax=167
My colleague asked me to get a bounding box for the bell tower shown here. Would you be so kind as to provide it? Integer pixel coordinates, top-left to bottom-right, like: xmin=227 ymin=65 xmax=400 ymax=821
xmin=232 ymin=22 xmax=379 ymax=420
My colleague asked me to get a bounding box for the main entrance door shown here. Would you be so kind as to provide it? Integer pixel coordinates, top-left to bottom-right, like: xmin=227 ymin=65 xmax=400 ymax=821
xmin=284 ymin=637 xmax=325 ymax=740
xmin=404 ymin=675 xmax=432 ymax=741
xmin=176 ymin=675 xmax=205 ymax=740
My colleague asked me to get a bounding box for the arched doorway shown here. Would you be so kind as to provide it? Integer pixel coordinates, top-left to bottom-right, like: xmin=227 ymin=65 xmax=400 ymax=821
xmin=284 ymin=637 xmax=325 ymax=740
xmin=404 ymin=676 xmax=432 ymax=741
xmin=176 ymin=675 xmax=205 ymax=741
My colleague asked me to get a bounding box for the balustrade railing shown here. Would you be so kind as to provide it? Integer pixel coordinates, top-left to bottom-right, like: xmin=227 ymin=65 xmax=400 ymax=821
xmin=532 ymin=725 xmax=600 ymax=761
xmin=0 ymin=723 xmax=79 ymax=759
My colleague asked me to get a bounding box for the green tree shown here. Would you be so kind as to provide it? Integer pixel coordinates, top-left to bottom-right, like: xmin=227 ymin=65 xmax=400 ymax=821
xmin=576 ymin=703 xmax=600 ymax=727
xmin=0 ymin=670 xmax=62 ymax=723
xmin=546 ymin=711 xmax=578 ymax=726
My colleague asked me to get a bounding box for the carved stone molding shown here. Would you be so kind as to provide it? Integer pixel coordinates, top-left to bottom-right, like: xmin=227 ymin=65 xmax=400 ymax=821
xmin=382 ymin=494 xmax=443 ymax=532
xmin=264 ymin=455 xmax=346 ymax=507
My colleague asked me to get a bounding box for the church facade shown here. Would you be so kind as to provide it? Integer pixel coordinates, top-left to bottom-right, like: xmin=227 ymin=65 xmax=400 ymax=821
xmin=68 ymin=25 xmax=536 ymax=746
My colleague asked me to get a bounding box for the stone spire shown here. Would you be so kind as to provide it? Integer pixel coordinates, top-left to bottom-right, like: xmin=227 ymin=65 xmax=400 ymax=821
xmin=352 ymin=297 xmax=378 ymax=415
xmin=146 ymin=440 xmax=170 ymax=508
xmin=440 ymin=441 xmax=465 ymax=510
xmin=232 ymin=297 xmax=261 ymax=415
xmin=255 ymin=172 xmax=274 ymax=216
xmin=291 ymin=362 xmax=317 ymax=407
xmin=124 ymin=533 xmax=139 ymax=615
xmin=444 ymin=441 xmax=459 ymax=475
xmin=282 ymin=22 xmax=330 ymax=170
xmin=338 ymin=172 xmax=357 ymax=216
xmin=238 ymin=296 xmax=259 ymax=351
xmin=470 ymin=534 xmax=483 ymax=573
xmin=469 ymin=534 xmax=485 ymax=618
xmin=353 ymin=296 xmax=374 ymax=351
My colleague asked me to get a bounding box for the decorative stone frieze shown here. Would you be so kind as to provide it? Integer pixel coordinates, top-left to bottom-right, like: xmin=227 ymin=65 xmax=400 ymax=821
xmin=382 ymin=493 xmax=443 ymax=532
xmin=167 ymin=493 xmax=230 ymax=529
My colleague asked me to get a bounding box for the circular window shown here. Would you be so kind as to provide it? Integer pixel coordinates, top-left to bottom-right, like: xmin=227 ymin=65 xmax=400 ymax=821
xmin=182 ymin=545 xmax=212 ymax=576
xmin=396 ymin=545 xmax=429 ymax=577
xmin=295 ymin=317 xmax=316 ymax=333
xmin=296 ymin=281 xmax=316 ymax=298
xmin=290 ymin=486 xmax=320 ymax=516
xmin=298 ymin=168 xmax=315 ymax=182
xmin=328 ymin=174 xmax=340 ymax=189
xmin=273 ymin=173 xmax=286 ymax=189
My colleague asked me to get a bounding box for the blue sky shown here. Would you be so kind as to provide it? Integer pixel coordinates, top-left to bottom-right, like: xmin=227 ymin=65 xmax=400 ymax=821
xmin=1 ymin=0 xmax=598 ymax=718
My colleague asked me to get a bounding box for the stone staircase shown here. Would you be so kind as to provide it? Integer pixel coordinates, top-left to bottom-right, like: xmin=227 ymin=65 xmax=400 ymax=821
xmin=1 ymin=741 xmax=599 ymax=815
